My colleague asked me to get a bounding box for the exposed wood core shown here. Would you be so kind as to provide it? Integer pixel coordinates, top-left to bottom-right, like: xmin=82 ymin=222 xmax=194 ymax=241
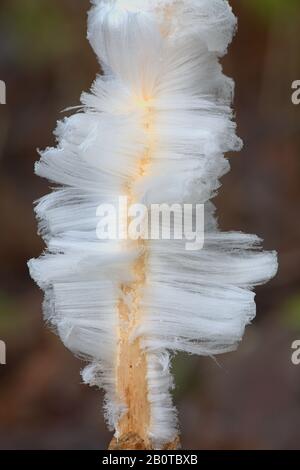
xmin=115 ymin=102 xmax=154 ymax=448
xmin=116 ymin=251 xmax=150 ymax=445
xmin=109 ymin=433 xmax=181 ymax=451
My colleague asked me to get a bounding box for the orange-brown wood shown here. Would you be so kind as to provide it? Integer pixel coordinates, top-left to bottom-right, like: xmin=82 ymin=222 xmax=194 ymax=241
xmin=109 ymin=433 xmax=181 ymax=451
xmin=115 ymin=103 xmax=154 ymax=448
xmin=116 ymin=251 xmax=151 ymax=447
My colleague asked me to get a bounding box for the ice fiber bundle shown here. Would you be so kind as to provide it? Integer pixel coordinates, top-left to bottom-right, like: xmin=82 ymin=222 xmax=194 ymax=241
xmin=28 ymin=0 xmax=278 ymax=449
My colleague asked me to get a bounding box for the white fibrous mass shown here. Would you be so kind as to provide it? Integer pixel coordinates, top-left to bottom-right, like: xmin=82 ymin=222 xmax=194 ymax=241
xmin=29 ymin=0 xmax=278 ymax=448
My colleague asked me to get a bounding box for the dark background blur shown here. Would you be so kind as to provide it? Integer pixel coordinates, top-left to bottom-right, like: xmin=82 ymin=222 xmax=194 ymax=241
xmin=0 ymin=0 xmax=299 ymax=450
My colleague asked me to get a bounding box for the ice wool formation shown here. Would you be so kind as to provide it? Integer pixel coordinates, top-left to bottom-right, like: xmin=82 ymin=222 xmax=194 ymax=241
xmin=29 ymin=0 xmax=278 ymax=449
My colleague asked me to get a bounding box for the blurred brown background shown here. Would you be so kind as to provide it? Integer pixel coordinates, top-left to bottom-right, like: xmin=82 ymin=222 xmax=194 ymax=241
xmin=0 ymin=0 xmax=299 ymax=450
